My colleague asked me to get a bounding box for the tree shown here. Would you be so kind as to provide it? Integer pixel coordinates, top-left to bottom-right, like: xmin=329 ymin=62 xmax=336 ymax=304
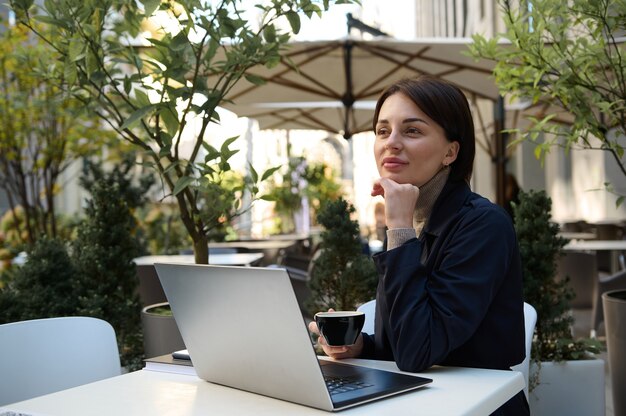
xmin=10 ymin=0 xmax=357 ymax=263
xmin=307 ymin=198 xmax=377 ymax=312
xmin=513 ymin=190 xmax=601 ymax=389
xmin=469 ymin=0 xmax=626 ymax=203
xmin=0 ymin=19 xmax=113 ymax=246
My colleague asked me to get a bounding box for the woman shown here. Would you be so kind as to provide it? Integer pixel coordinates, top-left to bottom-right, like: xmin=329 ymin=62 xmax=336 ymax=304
xmin=309 ymin=76 xmax=528 ymax=415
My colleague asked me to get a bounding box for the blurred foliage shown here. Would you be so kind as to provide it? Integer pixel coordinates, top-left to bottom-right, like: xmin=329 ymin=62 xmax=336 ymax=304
xmin=470 ymin=0 xmax=626 ymax=204
xmin=0 ymin=19 xmax=115 ymax=245
xmin=307 ymin=198 xmax=377 ymax=313
xmin=513 ymin=190 xmax=603 ymax=390
xmin=265 ymin=156 xmax=343 ymax=234
xmin=139 ymin=202 xmax=192 ymax=255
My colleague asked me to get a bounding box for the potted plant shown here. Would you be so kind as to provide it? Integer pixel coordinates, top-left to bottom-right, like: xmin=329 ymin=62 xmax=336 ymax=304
xmin=140 ymin=302 xmax=185 ymax=359
xmin=306 ymin=198 xmax=377 ymax=314
xmin=513 ymin=190 xmax=604 ymax=415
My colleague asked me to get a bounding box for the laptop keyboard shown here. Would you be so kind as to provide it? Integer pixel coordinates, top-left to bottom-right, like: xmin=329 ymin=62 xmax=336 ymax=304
xmin=324 ymin=375 xmax=374 ymax=395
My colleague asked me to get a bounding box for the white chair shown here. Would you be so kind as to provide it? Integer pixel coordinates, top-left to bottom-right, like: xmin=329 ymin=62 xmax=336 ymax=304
xmin=356 ymin=299 xmax=536 ymax=399
xmin=511 ymin=302 xmax=537 ymax=400
xmin=357 ymin=299 xmax=376 ymax=335
xmin=0 ymin=316 xmax=122 ymax=406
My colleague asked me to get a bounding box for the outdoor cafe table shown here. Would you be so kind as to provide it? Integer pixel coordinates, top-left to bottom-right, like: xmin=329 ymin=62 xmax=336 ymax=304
xmin=563 ymin=239 xmax=626 ymax=274
xmin=1 ymin=358 xmax=524 ymax=416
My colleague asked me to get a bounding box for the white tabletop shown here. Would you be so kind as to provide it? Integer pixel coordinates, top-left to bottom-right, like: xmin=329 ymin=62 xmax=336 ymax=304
xmin=563 ymin=240 xmax=626 ymax=251
xmin=2 ymin=358 xmax=524 ymax=416
xmin=133 ymin=252 xmax=265 ymax=267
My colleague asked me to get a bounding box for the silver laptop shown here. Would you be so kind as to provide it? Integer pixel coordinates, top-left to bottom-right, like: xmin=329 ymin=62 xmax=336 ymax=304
xmin=155 ymin=263 xmax=431 ymax=411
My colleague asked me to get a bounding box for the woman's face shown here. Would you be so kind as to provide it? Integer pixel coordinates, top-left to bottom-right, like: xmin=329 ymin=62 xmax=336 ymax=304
xmin=374 ymin=93 xmax=458 ymax=187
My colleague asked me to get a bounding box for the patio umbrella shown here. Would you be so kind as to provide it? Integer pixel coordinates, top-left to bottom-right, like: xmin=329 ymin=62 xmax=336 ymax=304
xmin=216 ymin=36 xmax=500 ymax=139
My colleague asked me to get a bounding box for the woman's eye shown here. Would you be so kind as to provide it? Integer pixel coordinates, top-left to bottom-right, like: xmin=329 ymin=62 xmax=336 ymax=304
xmin=406 ymin=127 xmax=421 ymax=135
xmin=376 ymin=127 xmax=389 ymax=136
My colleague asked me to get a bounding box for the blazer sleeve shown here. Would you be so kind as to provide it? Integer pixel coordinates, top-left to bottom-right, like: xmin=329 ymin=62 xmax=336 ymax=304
xmin=372 ymin=205 xmax=516 ymax=372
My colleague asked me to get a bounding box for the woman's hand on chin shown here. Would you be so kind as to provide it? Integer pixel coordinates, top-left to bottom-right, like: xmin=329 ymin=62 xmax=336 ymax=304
xmin=371 ymin=177 xmax=419 ymax=229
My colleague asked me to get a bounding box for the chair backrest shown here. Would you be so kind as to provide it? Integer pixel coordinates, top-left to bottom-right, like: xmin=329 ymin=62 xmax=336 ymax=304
xmin=357 ymin=299 xmax=376 ymax=335
xmin=357 ymin=299 xmax=536 ymax=399
xmin=511 ymin=302 xmax=537 ymax=400
xmin=0 ymin=316 xmax=121 ymax=406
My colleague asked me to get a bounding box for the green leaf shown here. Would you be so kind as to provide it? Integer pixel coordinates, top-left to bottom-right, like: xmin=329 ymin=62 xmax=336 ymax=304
xmin=244 ymin=73 xmax=266 ymax=86
xmin=141 ymin=0 xmax=161 ymax=16
xmin=170 ymin=32 xmax=188 ymax=51
xmin=159 ymin=105 xmax=180 ymax=135
xmin=85 ymin=49 xmax=98 ymax=77
xmin=249 ymin=163 xmax=259 ymax=183
xmin=134 ymin=89 xmax=151 ymax=108
xmin=69 ymin=36 xmax=85 ymax=62
xmin=263 ymin=24 xmax=276 ymax=43
xmin=220 ymin=136 xmax=239 ymax=153
xmin=173 ymin=176 xmax=195 ymax=196
xmin=121 ymin=105 xmax=156 ymax=129
xmin=261 ymin=166 xmax=281 ymax=181
xmin=285 ymin=11 xmax=301 ymax=34
xmin=617 ymin=196 xmax=624 ymax=208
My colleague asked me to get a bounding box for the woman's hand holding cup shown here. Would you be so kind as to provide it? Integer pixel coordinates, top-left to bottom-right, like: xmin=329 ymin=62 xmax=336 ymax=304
xmin=308 ymin=309 xmax=364 ymax=359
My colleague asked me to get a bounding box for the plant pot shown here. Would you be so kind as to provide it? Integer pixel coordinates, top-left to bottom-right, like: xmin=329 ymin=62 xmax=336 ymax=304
xmin=603 ymin=289 xmax=626 ymax=416
xmin=529 ymin=359 xmax=605 ymax=416
xmin=141 ymin=302 xmax=185 ymax=359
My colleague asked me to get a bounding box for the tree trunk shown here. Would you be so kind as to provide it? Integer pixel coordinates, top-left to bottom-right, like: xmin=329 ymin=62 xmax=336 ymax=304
xmin=193 ymin=234 xmax=209 ymax=264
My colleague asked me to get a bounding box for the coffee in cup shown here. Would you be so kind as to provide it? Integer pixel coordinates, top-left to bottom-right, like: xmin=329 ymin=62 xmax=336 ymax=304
xmin=314 ymin=311 xmax=365 ymax=346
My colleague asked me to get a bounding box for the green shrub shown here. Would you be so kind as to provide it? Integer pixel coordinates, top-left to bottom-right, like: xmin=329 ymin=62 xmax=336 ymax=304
xmin=514 ymin=190 xmax=602 ymax=388
xmin=73 ymin=179 xmax=144 ymax=370
xmin=307 ymin=198 xmax=377 ymax=313
xmin=0 ymin=237 xmax=79 ymax=324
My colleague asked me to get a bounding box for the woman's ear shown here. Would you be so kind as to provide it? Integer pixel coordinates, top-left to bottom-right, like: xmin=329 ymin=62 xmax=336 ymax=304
xmin=444 ymin=141 xmax=460 ymax=166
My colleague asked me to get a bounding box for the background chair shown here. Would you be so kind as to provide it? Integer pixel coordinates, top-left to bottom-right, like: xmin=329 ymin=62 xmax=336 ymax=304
xmin=356 ymin=299 xmax=536 ymax=399
xmin=511 ymin=302 xmax=537 ymax=400
xmin=0 ymin=316 xmax=121 ymax=406
xmin=357 ymin=299 xmax=376 ymax=335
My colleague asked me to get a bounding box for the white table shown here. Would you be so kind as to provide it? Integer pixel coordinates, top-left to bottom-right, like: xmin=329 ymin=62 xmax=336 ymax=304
xmin=1 ymin=359 xmax=524 ymax=416
xmin=134 ymin=252 xmax=265 ymax=267
xmin=563 ymin=240 xmax=626 ymax=273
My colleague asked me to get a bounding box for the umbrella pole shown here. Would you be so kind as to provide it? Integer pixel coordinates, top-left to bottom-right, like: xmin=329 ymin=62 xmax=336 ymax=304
xmin=493 ymin=96 xmax=508 ymax=206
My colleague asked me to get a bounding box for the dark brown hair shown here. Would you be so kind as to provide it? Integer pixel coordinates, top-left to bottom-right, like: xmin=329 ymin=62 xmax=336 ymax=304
xmin=373 ymin=76 xmax=476 ymax=183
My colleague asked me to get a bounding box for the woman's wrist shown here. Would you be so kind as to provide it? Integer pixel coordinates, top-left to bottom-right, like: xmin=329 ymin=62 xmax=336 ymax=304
xmin=386 ymin=228 xmax=416 ymax=250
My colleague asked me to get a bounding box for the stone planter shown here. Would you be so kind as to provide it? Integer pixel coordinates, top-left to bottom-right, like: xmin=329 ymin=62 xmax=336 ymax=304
xmin=141 ymin=302 xmax=185 ymax=359
xmin=529 ymin=359 xmax=605 ymax=416
xmin=603 ymin=289 xmax=626 ymax=416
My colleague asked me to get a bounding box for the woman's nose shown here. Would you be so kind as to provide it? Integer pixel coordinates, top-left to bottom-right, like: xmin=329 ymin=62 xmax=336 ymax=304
xmin=385 ymin=130 xmax=402 ymax=150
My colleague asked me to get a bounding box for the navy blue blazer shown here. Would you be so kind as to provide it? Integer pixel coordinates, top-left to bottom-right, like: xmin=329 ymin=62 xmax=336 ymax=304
xmin=360 ymin=179 xmax=528 ymax=414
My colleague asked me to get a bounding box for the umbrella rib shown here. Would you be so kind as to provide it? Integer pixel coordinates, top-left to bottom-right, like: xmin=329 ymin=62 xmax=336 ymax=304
xmin=357 ymin=43 xmax=496 ymax=101
xmin=367 ymin=42 xmax=494 ymax=75
xmin=228 ymin=43 xmax=342 ymax=102
xmin=353 ymin=45 xmax=429 ymax=100
xmin=259 ymin=108 xmax=337 ymax=133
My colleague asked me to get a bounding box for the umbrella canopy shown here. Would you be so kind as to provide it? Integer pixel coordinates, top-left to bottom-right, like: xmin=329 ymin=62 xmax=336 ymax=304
xmin=233 ymin=100 xmax=375 ymax=137
xmin=217 ymin=37 xmax=500 ymax=138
